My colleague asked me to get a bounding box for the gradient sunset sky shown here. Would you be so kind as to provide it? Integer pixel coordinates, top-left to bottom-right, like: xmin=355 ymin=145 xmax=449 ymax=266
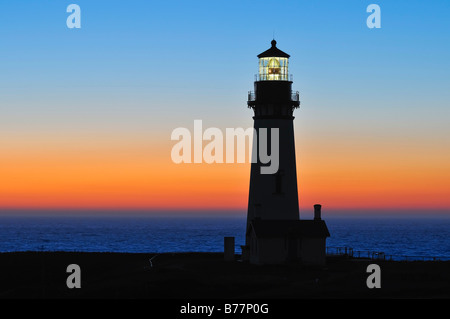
xmin=1 ymin=1 xmax=449 ymax=216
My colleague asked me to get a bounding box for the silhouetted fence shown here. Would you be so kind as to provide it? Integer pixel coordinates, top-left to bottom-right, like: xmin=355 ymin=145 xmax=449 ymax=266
xmin=326 ymin=246 xmax=450 ymax=262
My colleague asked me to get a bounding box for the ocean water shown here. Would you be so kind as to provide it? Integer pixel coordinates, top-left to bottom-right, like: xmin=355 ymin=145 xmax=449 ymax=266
xmin=0 ymin=215 xmax=449 ymax=260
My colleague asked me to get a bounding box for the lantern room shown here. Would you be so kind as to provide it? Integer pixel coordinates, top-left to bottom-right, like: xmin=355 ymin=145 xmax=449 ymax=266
xmin=257 ymin=40 xmax=290 ymax=81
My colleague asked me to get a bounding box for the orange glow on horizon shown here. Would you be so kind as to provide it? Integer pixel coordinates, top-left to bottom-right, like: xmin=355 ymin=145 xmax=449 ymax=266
xmin=1 ymin=133 xmax=450 ymax=212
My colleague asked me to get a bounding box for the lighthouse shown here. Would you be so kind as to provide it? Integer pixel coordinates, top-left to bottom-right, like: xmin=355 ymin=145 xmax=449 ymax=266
xmin=242 ymin=40 xmax=330 ymax=265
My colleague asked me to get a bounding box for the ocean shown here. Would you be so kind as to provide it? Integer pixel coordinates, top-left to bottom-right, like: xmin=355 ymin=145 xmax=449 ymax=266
xmin=1 ymin=215 xmax=449 ymax=260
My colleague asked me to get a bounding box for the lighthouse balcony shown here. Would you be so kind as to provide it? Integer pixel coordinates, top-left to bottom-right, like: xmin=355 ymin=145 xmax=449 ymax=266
xmin=255 ymin=74 xmax=293 ymax=82
xmin=247 ymin=90 xmax=300 ymax=105
xmin=248 ymin=91 xmax=256 ymax=102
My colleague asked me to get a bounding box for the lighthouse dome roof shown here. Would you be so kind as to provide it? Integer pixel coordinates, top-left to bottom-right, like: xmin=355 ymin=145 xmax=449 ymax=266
xmin=257 ymin=40 xmax=290 ymax=58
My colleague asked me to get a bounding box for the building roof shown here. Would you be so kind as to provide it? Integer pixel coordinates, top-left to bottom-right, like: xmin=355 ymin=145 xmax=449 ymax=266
xmin=257 ymin=40 xmax=290 ymax=58
xmin=248 ymin=219 xmax=330 ymax=238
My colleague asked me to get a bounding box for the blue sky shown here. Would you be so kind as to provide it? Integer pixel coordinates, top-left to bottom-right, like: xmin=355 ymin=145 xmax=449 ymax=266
xmin=1 ymin=0 xmax=449 ymax=135
xmin=1 ymin=1 xmax=450 ymax=213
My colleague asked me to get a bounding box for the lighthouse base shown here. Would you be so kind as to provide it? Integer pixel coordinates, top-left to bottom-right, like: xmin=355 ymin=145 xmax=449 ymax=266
xmin=244 ymin=219 xmax=330 ymax=266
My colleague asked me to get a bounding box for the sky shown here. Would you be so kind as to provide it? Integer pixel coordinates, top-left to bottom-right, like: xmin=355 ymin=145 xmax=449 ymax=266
xmin=1 ymin=0 xmax=450 ymax=216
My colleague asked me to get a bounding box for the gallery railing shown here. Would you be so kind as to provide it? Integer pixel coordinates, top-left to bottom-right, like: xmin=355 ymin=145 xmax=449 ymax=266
xmin=247 ymin=91 xmax=300 ymax=102
xmin=254 ymin=74 xmax=294 ymax=81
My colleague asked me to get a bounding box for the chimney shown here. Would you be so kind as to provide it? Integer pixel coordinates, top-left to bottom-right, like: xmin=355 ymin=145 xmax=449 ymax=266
xmin=314 ymin=204 xmax=322 ymax=220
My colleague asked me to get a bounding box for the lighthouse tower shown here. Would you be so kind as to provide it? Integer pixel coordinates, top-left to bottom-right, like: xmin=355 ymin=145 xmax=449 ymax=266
xmin=243 ymin=40 xmax=330 ymax=265
xmin=246 ymin=40 xmax=300 ymax=228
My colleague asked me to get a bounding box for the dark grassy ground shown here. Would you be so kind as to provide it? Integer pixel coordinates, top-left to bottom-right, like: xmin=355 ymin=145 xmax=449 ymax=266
xmin=0 ymin=252 xmax=448 ymax=299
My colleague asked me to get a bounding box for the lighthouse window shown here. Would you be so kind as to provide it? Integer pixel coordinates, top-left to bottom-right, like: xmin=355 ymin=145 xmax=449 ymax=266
xmin=258 ymin=57 xmax=289 ymax=81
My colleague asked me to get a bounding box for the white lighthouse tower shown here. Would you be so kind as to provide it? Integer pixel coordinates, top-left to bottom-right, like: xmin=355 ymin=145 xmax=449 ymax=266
xmin=242 ymin=40 xmax=330 ymax=265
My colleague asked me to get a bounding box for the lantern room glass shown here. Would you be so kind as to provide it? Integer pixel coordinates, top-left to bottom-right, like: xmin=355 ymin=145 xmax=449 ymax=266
xmin=258 ymin=57 xmax=289 ymax=81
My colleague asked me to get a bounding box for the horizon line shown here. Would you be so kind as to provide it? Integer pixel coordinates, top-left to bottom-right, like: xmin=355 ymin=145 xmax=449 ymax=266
xmin=0 ymin=207 xmax=449 ymax=218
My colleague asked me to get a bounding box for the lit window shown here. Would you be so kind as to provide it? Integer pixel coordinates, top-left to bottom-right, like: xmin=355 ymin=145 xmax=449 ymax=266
xmin=258 ymin=57 xmax=288 ymax=81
